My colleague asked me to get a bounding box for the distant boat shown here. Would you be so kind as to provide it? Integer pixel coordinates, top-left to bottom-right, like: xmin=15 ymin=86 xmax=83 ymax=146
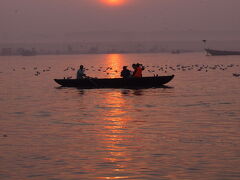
xmin=54 ymin=75 xmax=174 ymax=89
xmin=233 ymin=73 xmax=240 ymax=77
xmin=171 ymin=50 xmax=180 ymax=54
xmin=205 ymin=48 xmax=240 ymax=56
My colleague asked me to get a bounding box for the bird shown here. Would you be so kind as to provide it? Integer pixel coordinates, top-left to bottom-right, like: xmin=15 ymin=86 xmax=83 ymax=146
xmin=34 ymin=71 xmax=40 ymax=76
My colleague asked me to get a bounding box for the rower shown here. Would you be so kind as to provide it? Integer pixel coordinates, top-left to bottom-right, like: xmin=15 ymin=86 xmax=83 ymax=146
xmin=77 ymin=65 xmax=86 ymax=79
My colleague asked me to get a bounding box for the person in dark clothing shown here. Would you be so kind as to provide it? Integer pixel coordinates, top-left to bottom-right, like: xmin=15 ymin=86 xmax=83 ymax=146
xmin=121 ymin=66 xmax=131 ymax=78
xmin=132 ymin=63 xmax=137 ymax=76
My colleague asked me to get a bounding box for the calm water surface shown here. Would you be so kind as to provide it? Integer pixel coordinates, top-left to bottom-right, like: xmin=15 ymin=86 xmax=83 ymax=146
xmin=0 ymin=53 xmax=240 ymax=180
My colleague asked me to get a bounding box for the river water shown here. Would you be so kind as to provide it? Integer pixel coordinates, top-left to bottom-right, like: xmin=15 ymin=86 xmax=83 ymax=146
xmin=0 ymin=53 xmax=240 ymax=180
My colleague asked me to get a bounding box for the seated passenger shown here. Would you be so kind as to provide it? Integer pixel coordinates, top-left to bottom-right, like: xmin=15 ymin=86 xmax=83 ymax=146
xmin=132 ymin=63 xmax=137 ymax=76
xmin=121 ymin=66 xmax=131 ymax=78
xmin=133 ymin=63 xmax=145 ymax=78
xmin=77 ymin=65 xmax=86 ymax=79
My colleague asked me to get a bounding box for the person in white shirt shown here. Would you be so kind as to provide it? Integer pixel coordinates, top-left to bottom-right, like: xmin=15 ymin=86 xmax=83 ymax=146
xmin=77 ymin=65 xmax=86 ymax=79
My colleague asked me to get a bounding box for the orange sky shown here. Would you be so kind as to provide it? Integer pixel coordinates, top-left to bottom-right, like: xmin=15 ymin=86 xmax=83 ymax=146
xmin=100 ymin=0 xmax=126 ymax=6
xmin=0 ymin=0 xmax=240 ymax=42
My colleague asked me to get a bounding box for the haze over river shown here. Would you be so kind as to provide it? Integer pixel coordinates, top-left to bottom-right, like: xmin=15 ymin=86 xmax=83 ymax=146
xmin=0 ymin=53 xmax=240 ymax=179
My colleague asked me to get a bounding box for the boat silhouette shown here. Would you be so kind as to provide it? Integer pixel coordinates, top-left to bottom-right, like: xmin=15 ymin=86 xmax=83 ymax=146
xmin=54 ymin=75 xmax=174 ymax=89
xmin=202 ymin=40 xmax=240 ymax=56
xmin=205 ymin=48 xmax=240 ymax=56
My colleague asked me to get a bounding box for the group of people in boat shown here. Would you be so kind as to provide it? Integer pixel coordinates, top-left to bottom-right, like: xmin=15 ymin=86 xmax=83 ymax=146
xmin=76 ymin=63 xmax=145 ymax=79
xmin=120 ymin=63 xmax=145 ymax=78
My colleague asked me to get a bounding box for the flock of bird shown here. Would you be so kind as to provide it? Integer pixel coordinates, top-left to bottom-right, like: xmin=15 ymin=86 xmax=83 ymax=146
xmin=2 ymin=66 xmax=52 ymax=76
xmin=0 ymin=64 xmax=239 ymax=78
xmin=33 ymin=67 xmax=52 ymax=76
xmin=61 ymin=64 xmax=240 ymax=78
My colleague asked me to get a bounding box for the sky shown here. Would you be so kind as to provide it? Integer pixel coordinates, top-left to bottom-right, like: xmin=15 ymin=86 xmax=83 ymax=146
xmin=0 ymin=0 xmax=240 ymax=42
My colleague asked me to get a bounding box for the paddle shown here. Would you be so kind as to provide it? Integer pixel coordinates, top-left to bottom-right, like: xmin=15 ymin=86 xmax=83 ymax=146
xmin=86 ymin=77 xmax=99 ymax=88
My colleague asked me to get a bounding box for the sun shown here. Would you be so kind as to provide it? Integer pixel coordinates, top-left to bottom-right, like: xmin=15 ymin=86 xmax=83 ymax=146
xmin=101 ymin=0 xmax=126 ymax=6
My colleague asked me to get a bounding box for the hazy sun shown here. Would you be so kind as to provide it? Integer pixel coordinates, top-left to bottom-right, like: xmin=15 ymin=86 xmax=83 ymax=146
xmin=101 ymin=0 xmax=126 ymax=6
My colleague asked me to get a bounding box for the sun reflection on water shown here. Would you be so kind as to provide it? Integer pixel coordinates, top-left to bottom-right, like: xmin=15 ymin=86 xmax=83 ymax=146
xmin=98 ymin=90 xmax=133 ymax=179
xmin=104 ymin=54 xmax=123 ymax=78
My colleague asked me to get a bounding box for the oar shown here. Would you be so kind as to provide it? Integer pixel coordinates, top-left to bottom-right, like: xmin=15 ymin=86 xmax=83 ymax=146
xmin=86 ymin=77 xmax=99 ymax=88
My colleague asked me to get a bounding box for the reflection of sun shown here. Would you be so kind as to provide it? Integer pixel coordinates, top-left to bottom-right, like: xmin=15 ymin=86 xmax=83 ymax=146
xmin=105 ymin=54 xmax=123 ymax=78
xmin=98 ymin=91 xmax=132 ymax=179
xmin=101 ymin=0 xmax=126 ymax=6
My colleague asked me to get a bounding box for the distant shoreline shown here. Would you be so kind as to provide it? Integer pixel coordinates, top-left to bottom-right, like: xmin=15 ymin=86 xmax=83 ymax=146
xmin=0 ymin=51 xmax=202 ymax=57
xmin=1 ymin=40 xmax=240 ymax=56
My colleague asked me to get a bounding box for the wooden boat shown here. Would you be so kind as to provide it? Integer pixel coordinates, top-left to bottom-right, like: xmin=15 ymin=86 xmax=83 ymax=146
xmin=54 ymin=75 xmax=174 ymax=88
xmin=205 ymin=48 xmax=240 ymax=56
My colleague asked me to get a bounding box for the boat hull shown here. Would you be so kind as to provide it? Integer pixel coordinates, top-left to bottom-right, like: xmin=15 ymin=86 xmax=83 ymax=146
xmin=54 ymin=75 xmax=174 ymax=89
xmin=205 ymin=48 xmax=240 ymax=56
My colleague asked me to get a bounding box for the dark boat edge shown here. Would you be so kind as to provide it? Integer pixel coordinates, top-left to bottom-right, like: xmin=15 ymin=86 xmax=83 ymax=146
xmin=205 ymin=48 xmax=240 ymax=56
xmin=54 ymin=75 xmax=175 ymax=89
